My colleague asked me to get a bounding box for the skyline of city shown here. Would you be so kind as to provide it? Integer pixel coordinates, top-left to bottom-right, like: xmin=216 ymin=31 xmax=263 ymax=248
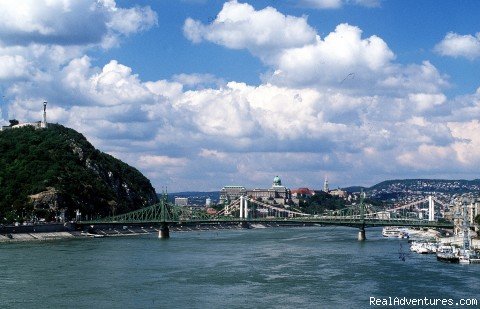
xmin=1 ymin=1 xmax=480 ymax=191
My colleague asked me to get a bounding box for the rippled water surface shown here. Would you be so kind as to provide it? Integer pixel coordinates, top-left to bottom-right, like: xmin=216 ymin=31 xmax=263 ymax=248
xmin=1 ymin=226 xmax=478 ymax=308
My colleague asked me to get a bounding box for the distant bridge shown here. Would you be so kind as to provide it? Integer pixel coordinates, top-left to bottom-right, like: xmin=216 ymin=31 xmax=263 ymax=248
xmin=79 ymin=194 xmax=454 ymax=240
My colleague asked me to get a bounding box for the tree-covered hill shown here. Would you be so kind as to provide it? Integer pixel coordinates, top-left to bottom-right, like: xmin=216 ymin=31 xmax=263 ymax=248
xmin=0 ymin=124 xmax=158 ymax=223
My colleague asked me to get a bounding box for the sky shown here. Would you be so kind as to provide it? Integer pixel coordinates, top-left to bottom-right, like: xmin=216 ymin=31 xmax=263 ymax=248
xmin=1 ymin=0 xmax=480 ymax=192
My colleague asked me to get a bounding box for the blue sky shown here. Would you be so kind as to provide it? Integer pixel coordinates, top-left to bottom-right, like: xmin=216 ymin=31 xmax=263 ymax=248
xmin=1 ymin=0 xmax=480 ymax=192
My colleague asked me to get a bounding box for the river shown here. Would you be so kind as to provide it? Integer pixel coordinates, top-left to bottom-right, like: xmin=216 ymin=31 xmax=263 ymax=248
xmin=1 ymin=226 xmax=478 ymax=308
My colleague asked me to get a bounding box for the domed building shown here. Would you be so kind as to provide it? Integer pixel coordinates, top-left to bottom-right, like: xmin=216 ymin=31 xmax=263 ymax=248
xmin=249 ymin=176 xmax=292 ymax=205
xmin=220 ymin=176 xmax=292 ymax=206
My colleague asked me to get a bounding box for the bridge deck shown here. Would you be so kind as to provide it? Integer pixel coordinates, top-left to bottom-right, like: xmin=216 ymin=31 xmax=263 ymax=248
xmin=80 ymin=217 xmax=453 ymax=229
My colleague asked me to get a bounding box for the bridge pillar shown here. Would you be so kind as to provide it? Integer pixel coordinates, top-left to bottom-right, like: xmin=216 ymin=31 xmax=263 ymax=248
xmin=244 ymin=198 xmax=248 ymax=219
xmin=240 ymin=196 xmax=244 ymax=219
xmin=159 ymin=223 xmax=170 ymax=239
xmin=428 ymin=196 xmax=434 ymax=221
xmin=239 ymin=221 xmax=250 ymax=229
xmin=358 ymin=226 xmax=366 ymax=241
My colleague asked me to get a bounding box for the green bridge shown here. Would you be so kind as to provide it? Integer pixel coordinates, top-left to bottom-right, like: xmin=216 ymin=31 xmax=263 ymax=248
xmin=78 ymin=196 xmax=454 ymax=240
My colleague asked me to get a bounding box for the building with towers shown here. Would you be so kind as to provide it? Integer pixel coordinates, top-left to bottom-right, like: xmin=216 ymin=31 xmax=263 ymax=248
xmin=323 ymin=176 xmax=329 ymax=192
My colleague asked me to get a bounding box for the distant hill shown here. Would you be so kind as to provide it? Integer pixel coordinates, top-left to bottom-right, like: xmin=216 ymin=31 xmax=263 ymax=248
xmin=341 ymin=186 xmax=367 ymax=193
xmin=369 ymin=179 xmax=480 ymax=192
xmin=0 ymin=124 xmax=158 ymax=223
xmin=365 ymin=179 xmax=480 ymax=200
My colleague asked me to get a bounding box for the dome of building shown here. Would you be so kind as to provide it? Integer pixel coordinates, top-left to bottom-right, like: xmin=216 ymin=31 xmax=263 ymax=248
xmin=273 ymin=176 xmax=282 ymax=186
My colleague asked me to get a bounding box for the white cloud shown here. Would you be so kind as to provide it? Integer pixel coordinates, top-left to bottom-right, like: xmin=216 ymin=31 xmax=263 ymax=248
xmin=397 ymin=144 xmax=455 ymax=171
xmin=199 ymin=148 xmax=228 ymax=159
xmin=183 ymin=5 xmax=449 ymax=96
xmin=434 ymin=32 xmax=480 ymax=60
xmin=267 ymin=23 xmax=396 ymax=88
xmin=0 ymin=0 xmax=156 ymax=48
xmin=408 ymin=93 xmax=446 ymax=113
xmin=172 ymin=73 xmax=225 ymax=90
xmin=183 ymin=0 xmax=317 ymax=59
xmin=138 ymin=155 xmax=188 ymax=168
xmin=0 ymin=55 xmax=33 ymax=80
xmin=448 ymin=120 xmax=480 ymax=165
xmin=107 ymin=5 xmax=157 ymax=35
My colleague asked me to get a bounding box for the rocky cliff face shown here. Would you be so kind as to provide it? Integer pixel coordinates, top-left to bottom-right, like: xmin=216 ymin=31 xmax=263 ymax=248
xmin=0 ymin=124 xmax=158 ymax=222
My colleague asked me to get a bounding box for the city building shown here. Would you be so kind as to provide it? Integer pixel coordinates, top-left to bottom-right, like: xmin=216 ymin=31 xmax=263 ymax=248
xmin=292 ymin=188 xmax=315 ymax=199
xmin=220 ymin=176 xmax=292 ymax=206
xmin=174 ymin=197 xmax=188 ymax=206
xmin=220 ymin=186 xmax=247 ymax=204
xmin=249 ymin=176 xmax=292 ymax=205
xmin=329 ymin=188 xmax=347 ymax=198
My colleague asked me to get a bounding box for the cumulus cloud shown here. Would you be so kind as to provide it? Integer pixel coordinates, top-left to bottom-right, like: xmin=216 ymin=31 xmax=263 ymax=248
xmin=267 ymin=23 xmax=396 ymax=89
xmin=434 ymin=32 xmax=480 ymax=60
xmin=0 ymin=55 xmax=33 ymax=80
xmin=172 ymin=73 xmax=225 ymax=90
xmin=184 ymin=3 xmax=448 ymax=96
xmin=0 ymin=0 xmax=157 ymax=47
xmin=0 ymin=0 xmax=157 ymax=86
xmin=183 ymin=0 xmax=317 ymax=59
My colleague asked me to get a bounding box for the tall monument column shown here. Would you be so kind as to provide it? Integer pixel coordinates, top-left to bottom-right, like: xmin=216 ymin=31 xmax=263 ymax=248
xmin=41 ymin=101 xmax=47 ymax=128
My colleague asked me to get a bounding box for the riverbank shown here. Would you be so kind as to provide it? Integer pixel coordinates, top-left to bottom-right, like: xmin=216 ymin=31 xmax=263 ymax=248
xmin=0 ymin=222 xmax=318 ymax=243
xmin=0 ymin=232 xmax=75 ymax=242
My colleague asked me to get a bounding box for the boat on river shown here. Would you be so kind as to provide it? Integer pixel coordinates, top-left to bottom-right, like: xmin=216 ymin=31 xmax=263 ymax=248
xmin=436 ymin=245 xmax=459 ymax=263
xmin=382 ymin=227 xmax=409 ymax=238
xmin=410 ymin=241 xmax=437 ymax=254
xmin=458 ymin=249 xmax=480 ymax=264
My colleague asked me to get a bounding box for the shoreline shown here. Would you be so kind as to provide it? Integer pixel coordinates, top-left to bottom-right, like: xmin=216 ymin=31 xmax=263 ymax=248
xmin=0 ymin=222 xmax=317 ymax=243
xmin=3 ymin=224 xmax=478 ymax=246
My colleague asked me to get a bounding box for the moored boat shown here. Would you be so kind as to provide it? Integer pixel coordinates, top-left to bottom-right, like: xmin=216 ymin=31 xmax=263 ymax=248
xmin=410 ymin=241 xmax=438 ymax=254
xmin=383 ymin=227 xmax=409 ymax=238
xmin=436 ymin=245 xmax=459 ymax=263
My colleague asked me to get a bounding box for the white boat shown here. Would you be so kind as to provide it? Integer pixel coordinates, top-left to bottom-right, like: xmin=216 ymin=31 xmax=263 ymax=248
xmin=458 ymin=249 xmax=480 ymax=264
xmin=382 ymin=227 xmax=409 ymax=238
xmin=410 ymin=241 xmax=437 ymax=254
xmin=436 ymin=245 xmax=459 ymax=263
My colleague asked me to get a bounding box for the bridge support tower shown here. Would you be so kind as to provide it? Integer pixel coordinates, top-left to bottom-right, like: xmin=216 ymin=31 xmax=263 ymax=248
xmin=428 ymin=195 xmax=435 ymax=221
xmin=358 ymin=191 xmax=366 ymax=241
xmin=358 ymin=226 xmax=366 ymax=241
xmin=159 ymin=223 xmax=170 ymax=239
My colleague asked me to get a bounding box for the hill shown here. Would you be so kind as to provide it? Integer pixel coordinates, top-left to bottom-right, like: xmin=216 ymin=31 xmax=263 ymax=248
xmin=364 ymin=179 xmax=480 ymax=201
xmin=0 ymin=124 xmax=158 ymax=223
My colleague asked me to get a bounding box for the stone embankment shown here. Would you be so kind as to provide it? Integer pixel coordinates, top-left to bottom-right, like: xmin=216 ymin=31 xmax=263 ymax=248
xmin=0 ymin=232 xmax=75 ymax=242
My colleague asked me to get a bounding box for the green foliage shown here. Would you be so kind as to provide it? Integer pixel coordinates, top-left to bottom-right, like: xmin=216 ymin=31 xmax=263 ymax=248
xmin=297 ymin=191 xmax=346 ymax=214
xmin=0 ymin=124 xmax=158 ymax=223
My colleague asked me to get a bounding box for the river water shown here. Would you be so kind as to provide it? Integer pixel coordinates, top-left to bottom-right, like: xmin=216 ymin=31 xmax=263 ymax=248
xmin=1 ymin=226 xmax=479 ymax=308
